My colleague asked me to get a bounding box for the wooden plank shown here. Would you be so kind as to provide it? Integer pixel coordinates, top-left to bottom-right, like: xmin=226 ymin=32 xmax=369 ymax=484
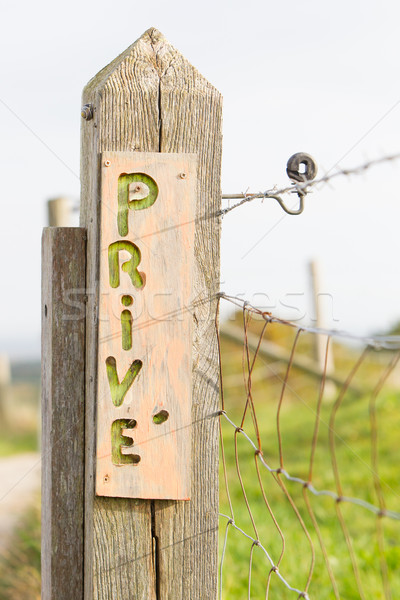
xmin=154 ymin=31 xmax=223 ymax=600
xmin=80 ymin=29 xmax=160 ymax=600
xmin=96 ymin=151 xmax=197 ymax=500
xmin=41 ymin=227 xmax=86 ymax=600
xmin=80 ymin=28 xmax=222 ymax=599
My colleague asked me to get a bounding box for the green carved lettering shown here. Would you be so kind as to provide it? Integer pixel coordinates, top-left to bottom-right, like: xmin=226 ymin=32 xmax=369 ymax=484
xmin=118 ymin=172 xmax=159 ymax=237
xmin=121 ymin=309 xmax=133 ymax=351
xmin=106 ymin=356 xmax=142 ymax=407
xmin=111 ymin=418 xmax=140 ymax=465
xmin=108 ymin=241 xmax=144 ymax=289
xmin=121 ymin=294 xmax=133 ymax=307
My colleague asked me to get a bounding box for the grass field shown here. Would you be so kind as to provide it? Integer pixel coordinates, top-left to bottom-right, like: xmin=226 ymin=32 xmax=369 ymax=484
xmin=0 ymin=496 xmax=40 ymax=600
xmin=0 ymin=382 xmax=39 ymax=457
xmin=1 ymin=325 xmax=399 ymax=599
xmin=0 ymin=379 xmax=40 ymax=600
xmin=218 ymin=315 xmax=400 ymax=599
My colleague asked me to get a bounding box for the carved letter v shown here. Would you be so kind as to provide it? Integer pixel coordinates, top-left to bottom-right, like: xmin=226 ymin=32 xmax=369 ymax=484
xmin=105 ymin=356 xmax=142 ymax=407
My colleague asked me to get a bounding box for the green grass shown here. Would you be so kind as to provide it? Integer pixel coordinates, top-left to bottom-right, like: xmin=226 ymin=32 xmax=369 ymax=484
xmin=0 ymin=495 xmax=41 ymax=600
xmin=0 ymin=430 xmax=38 ymax=457
xmin=0 ymin=382 xmax=39 ymax=457
xmin=1 ymin=327 xmax=399 ymax=599
xmin=0 ymin=380 xmax=40 ymax=598
xmin=218 ymin=316 xmax=400 ymax=599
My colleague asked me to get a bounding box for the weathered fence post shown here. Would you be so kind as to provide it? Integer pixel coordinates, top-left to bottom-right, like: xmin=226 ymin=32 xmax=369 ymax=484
xmin=0 ymin=354 xmax=10 ymax=426
xmin=47 ymin=196 xmax=72 ymax=226
xmin=41 ymin=228 xmax=86 ymax=598
xmin=80 ymin=27 xmax=222 ymax=599
xmin=309 ymin=259 xmax=336 ymax=397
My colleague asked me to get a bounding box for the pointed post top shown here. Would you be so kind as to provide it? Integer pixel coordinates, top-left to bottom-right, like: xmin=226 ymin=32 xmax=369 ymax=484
xmin=84 ymin=27 xmax=220 ymax=97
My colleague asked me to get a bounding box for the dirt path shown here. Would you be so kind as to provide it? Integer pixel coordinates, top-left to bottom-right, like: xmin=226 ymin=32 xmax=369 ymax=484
xmin=0 ymin=453 xmax=40 ymax=554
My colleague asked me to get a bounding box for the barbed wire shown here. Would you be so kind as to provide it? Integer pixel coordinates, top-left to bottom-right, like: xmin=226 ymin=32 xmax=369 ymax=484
xmin=221 ymin=293 xmax=400 ymax=350
xmin=97 ymin=289 xmax=400 ymax=350
xmin=219 ymin=152 xmax=400 ymax=216
xmin=69 ymin=151 xmax=400 ymax=221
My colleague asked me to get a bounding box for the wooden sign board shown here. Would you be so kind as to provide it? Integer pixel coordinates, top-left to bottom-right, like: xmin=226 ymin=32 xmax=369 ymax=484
xmin=95 ymin=152 xmax=196 ymax=500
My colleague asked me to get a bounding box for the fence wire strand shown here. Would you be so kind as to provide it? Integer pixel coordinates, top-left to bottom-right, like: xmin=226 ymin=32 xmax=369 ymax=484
xmin=217 ymin=294 xmax=400 ymax=599
xmin=220 ymin=152 xmax=400 ymax=216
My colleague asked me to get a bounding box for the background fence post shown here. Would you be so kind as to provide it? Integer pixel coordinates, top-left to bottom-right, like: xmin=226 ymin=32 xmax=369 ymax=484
xmin=309 ymin=259 xmax=336 ymax=397
xmin=47 ymin=197 xmax=72 ymax=226
xmin=80 ymin=27 xmax=222 ymax=598
xmin=41 ymin=227 xmax=86 ymax=599
xmin=0 ymin=354 xmax=10 ymax=426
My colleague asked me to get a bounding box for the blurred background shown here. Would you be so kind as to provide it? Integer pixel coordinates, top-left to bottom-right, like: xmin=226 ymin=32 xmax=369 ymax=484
xmin=2 ymin=0 xmax=400 ymax=363
xmin=1 ymin=0 xmax=400 ymax=597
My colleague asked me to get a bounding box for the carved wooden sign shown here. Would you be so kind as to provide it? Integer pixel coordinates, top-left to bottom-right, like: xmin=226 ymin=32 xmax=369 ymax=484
xmin=95 ymin=152 xmax=196 ymax=499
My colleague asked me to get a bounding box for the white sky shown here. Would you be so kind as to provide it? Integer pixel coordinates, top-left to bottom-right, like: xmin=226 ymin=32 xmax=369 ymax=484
xmin=1 ymin=0 xmax=400 ymax=358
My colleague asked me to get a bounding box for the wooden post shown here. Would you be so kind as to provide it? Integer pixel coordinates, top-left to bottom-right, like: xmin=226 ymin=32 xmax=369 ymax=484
xmin=309 ymin=260 xmax=336 ymax=397
xmin=41 ymin=228 xmax=86 ymax=599
xmin=47 ymin=196 xmax=72 ymax=226
xmin=0 ymin=354 xmax=10 ymax=425
xmin=80 ymin=28 xmax=222 ymax=599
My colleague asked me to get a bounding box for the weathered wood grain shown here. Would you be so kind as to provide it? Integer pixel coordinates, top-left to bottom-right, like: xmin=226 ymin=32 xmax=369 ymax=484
xmin=41 ymin=227 xmax=86 ymax=599
xmin=80 ymin=27 xmax=222 ymax=599
xmin=81 ymin=29 xmax=159 ymax=600
xmin=96 ymin=152 xmax=196 ymax=500
xmin=155 ymin=31 xmax=223 ymax=600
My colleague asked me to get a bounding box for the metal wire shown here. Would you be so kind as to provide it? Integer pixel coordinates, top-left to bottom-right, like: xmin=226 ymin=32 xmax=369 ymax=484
xmin=220 ymin=152 xmax=400 ymax=216
xmin=220 ymin=411 xmax=400 ymax=521
xmin=219 ymin=514 xmax=310 ymax=599
xmin=221 ymin=293 xmax=400 ymax=350
xmin=217 ymin=294 xmax=400 ymax=599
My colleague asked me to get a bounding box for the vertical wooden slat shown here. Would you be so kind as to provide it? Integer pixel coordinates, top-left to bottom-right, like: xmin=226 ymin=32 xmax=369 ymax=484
xmin=155 ymin=33 xmax=223 ymax=599
xmin=41 ymin=227 xmax=86 ymax=599
xmin=80 ymin=27 xmax=222 ymax=599
xmin=80 ymin=29 xmax=160 ymax=600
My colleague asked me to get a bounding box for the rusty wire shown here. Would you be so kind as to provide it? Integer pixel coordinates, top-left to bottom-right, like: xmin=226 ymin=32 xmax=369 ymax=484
xmin=217 ymin=295 xmax=400 ymax=599
xmin=221 ymin=293 xmax=400 ymax=350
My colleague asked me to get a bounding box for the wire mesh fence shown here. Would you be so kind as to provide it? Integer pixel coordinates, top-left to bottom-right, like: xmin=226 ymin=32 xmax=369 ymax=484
xmin=217 ymin=294 xmax=400 ymax=600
